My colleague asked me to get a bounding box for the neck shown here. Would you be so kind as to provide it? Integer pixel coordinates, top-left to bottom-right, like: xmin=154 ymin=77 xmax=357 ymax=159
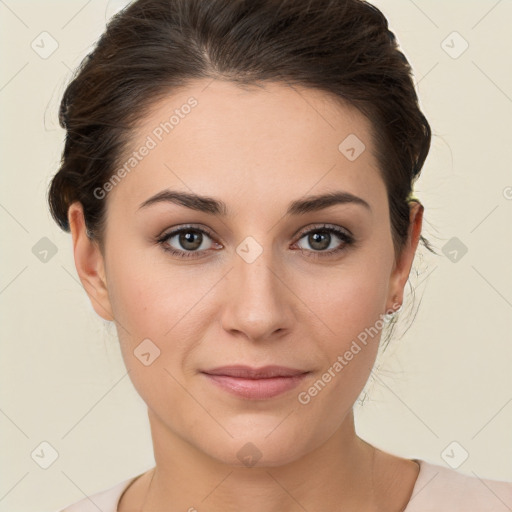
xmin=144 ymin=408 xmax=380 ymax=512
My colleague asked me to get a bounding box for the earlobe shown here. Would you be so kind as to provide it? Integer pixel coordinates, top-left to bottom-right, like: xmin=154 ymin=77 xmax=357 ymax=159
xmin=68 ymin=202 xmax=114 ymax=322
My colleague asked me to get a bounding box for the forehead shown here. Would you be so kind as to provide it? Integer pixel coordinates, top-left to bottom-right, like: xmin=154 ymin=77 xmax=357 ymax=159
xmin=107 ymin=79 xmax=386 ymax=217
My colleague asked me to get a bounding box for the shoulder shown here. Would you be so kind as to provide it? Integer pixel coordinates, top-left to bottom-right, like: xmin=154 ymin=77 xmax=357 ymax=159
xmin=405 ymin=459 xmax=512 ymax=512
xmin=53 ymin=474 xmax=139 ymax=512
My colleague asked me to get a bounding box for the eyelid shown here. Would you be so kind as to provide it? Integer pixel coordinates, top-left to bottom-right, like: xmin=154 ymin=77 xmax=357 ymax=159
xmin=158 ymin=224 xmax=219 ymax=242
xmin=293 ymin=222 xmax=353 ymax=240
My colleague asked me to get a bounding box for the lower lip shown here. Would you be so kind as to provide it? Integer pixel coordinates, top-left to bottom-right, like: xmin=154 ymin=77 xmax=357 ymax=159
xmin=202 ymin=373 xmax=309 ymax=399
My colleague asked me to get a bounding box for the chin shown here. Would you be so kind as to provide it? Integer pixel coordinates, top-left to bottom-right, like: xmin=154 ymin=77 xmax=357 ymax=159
xmin=201 ymin=425 xmax=314 ymax=469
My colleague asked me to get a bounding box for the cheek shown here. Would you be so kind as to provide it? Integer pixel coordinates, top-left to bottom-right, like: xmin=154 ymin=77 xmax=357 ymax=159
xmin=106 ymin=263 xmax=194 ymax=411
xmin=104 ymin=248 xmax=214 ymax=387
xmin=299 ymin=258 xmax=389 ymax=345
xmin=295 ymin=260 xmax=389 ymax=401
xmin=106 ymin=242 xmax=194 ymax=337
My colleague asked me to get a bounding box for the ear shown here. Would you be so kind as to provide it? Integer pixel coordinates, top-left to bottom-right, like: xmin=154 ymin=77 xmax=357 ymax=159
xmin=68 ymin=202 xmax=114 ymax=322
xmin=386 ymin=201 xmax=424 ymax=313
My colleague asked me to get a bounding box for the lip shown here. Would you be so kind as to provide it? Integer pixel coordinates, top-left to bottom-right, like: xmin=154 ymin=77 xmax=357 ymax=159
xmin=201 ymin=365 xmax=310 ymax=400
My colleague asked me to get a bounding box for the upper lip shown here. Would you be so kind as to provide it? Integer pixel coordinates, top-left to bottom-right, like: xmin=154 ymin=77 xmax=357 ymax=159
xmin=202 ymin=365 xmax=309 ymax=379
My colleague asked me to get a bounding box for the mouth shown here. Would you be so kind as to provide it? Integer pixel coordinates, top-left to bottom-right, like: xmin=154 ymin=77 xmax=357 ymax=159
xmin=200 ymin=365 xmax=310 ymax=400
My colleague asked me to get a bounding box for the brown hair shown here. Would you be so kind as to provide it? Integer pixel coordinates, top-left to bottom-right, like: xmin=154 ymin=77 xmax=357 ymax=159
xmin=47 ymin=0 xmax=437 ymax=346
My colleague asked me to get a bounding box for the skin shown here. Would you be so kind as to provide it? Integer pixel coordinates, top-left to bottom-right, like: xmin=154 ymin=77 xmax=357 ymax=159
xmin=68 ymin=79 xmax=423 ymax=511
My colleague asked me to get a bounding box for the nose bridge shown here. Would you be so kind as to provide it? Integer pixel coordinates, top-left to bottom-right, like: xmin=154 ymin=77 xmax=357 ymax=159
xmin=220 ymin=236 xmax=293 ymax=341
xmin=237 ymin=239 xmax=280 ymax=297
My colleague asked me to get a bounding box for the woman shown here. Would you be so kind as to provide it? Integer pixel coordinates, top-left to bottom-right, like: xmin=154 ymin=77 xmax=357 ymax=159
xmin=47 ymin=0 xmax=512 ymax=510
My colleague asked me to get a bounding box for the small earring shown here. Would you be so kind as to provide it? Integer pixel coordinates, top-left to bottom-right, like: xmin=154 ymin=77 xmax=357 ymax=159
xmin=384 ymin=298 xmax=403 ymax=321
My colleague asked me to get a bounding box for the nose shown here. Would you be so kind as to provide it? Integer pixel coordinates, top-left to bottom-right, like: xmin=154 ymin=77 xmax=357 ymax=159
xmin=219 ymin=244 xmax=296 ymax=343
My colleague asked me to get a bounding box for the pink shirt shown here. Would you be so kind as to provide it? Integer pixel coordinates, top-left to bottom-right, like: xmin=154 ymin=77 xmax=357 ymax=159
xmin=56 ymin=459 xmax=512 ymax=511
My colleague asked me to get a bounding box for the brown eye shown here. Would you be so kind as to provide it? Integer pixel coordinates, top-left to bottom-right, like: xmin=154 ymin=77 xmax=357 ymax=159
xmin=305 ymin=231 xmax=332 ymax=251
xmin=295 ymin=225 xmax=354 ymax=258
xmin=176 ymin=230 xmax=204 ymax=251
xmin=157 ymin=226 xmax=218 ymax=259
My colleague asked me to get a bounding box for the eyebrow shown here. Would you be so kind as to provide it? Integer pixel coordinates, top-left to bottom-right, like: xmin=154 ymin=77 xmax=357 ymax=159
xmin=138 ymin=189 xmax=371 ymax=216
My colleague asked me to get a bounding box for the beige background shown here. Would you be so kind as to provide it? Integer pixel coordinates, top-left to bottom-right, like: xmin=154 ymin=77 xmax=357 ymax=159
xmin=1 ymin=1 xmax=511 ymax=511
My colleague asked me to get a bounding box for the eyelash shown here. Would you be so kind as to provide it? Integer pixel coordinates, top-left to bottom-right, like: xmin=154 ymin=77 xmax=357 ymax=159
xmin=156 ymin=224 xmax=355 ymax=260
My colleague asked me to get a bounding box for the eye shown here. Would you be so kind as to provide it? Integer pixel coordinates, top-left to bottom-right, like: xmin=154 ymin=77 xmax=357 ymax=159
xmin=156 ymin=223 xmax=355 ymax=260
xmin=156 ymin=225 xmax=220 ymax=259
xmin=294 ymin=224 xmax=354 ymax=258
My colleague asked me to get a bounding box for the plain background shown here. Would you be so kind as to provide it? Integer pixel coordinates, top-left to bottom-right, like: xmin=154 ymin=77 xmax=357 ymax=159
xmin=1 ymin=0 xmax=511 ymax=511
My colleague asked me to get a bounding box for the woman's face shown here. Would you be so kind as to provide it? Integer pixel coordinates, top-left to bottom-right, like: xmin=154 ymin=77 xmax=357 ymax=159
xmin=70 ymin=80 xmax=421 ymax=467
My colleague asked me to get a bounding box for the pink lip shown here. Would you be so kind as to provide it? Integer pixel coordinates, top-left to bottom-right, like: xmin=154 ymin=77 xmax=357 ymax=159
xmin=201 ymin=365 xmax=310 ymax=400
